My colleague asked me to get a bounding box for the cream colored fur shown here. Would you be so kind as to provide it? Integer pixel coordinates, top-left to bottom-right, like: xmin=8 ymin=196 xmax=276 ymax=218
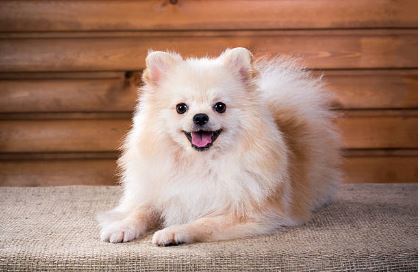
xmin=97 ymin=48 xmax=341 ymax=246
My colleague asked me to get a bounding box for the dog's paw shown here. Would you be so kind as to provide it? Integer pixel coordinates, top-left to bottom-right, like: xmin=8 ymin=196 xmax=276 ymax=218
xmin=152 ymin=225 xmax=193 ymax=246
xmin=100 ymin=220 xmax=144 ymax=243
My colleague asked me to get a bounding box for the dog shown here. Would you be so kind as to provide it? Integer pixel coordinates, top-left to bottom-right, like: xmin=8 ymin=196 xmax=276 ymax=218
xmin=97 ymin=47 xmax=341 ymax=246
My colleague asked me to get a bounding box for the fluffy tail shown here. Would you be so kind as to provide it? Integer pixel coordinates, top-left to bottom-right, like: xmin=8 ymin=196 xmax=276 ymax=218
xmin=256 ymin=57 xmax=342 ymax=214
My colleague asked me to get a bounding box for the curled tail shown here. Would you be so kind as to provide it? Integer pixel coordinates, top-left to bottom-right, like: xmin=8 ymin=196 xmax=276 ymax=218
xmin=256 ymin=57 xmax=342 ymax=214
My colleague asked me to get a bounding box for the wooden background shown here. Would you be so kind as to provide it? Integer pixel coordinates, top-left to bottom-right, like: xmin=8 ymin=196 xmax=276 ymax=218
xmin=0 ymin=0 xmax=417 ymax=186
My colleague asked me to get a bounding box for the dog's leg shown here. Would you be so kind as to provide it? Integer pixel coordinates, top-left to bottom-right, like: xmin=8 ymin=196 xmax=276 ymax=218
xmin=152 ymin=215 xmax=278 ymax=246
xmin=98 ymin=206 xmax=159 ymax=243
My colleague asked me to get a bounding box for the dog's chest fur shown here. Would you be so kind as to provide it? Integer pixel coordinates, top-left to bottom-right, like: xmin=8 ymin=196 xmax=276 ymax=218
xmin=154 ymin=152 xmax=267 ymax=227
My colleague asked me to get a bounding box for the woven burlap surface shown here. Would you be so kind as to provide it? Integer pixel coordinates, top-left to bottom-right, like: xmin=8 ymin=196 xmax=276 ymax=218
xmin=0 ymin=184 xmax=417 ymax=271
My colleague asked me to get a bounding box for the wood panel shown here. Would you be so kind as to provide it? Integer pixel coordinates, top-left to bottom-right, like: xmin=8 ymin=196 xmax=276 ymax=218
xmin=0 ymin=112 xmax=416 ymax=152
xmin=342 ymin=152 xmax=417 ymax=183
xmin=0 ymin=30 xmax=416 ymax=72
xmin=0 ymin=70 xmax=416 ymax=113
xmin=0 ymin=0 xmax=416 ymax=31
xmin=0 ymin=72 xmax=125 ymax=80
xmin=337 ymin=111 xmax=417 ymax=149
xmin=0 ymin=119 xmax=130 ymax=153
xmin=325 ymin=70 xmax=418 ymax=109
xmin=0 ymin=78 xmax=138 ymax=113
xmin=0 ymin=153 xmax=416 ymax=186
xmin=0 ymin=159 xmax=117 ymax=186
xmin=0 ymin=0 xmax=416 ymax=186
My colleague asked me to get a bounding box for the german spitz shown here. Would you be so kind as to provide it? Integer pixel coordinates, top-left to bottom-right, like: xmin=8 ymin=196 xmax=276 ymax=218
xmin=98 ymin=48 xmax=341 ymax=246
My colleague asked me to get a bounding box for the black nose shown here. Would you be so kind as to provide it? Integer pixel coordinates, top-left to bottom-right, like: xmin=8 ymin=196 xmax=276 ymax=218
xmin=193 ymin=113 xmax=209 ymax=126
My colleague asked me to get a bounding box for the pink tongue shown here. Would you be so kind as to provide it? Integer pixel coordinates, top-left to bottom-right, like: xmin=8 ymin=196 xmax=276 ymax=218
xmin=191 ymin=132 xmax=213 ymax=147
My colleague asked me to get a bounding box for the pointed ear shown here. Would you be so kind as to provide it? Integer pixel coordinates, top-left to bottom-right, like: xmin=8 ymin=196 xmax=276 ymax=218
xmin=143 ymin=50 xmax=182 ymax=86
xmin=219 ymin=47 xmax=253 ymax=81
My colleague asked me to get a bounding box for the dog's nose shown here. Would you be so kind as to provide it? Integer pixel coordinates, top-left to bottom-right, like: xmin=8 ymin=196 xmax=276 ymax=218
xmin=193 ymin=113 xmax=209 ymax=126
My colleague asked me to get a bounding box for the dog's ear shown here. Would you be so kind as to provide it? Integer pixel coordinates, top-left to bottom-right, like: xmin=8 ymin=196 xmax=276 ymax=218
xmin=219 ymin=47 xmax=254 ymax=81
xmin=143 ymin=50 xmax=182 ymax=86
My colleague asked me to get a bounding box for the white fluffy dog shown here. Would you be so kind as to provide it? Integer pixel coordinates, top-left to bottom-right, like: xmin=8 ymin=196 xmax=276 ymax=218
xmin=97 ymin=48 xmax=341 ymax=246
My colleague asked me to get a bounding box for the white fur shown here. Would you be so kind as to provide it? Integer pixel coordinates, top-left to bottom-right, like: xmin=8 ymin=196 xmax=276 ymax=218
xmin=255 ymin=57 xmax=342 ymax=209
xmin=97 ymin=48 xmax=341 ymax=245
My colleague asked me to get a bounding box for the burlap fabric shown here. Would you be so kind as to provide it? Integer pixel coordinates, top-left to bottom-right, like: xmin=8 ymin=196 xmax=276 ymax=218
xmin=0 ymin=184 xmax=417 ymax=271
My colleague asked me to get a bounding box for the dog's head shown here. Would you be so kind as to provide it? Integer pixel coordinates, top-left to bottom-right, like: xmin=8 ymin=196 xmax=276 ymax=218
xmin=141 ymin=48 xmax=256 ymax=153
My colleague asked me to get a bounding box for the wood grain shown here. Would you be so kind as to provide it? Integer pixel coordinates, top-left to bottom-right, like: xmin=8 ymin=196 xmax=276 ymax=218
xmin=325 ymin=70 xmax=418 ymax=109
xmin=0 ymin=71 xmax=125 ymax=80
xmin=0 ymin=78 xmax=138 ymax=113
xmin=0 ymin=152 xmax=416 ymax=186
xmin=0 ymin=159 xmax=117 ymax=186
xmin=0 ymin=0 xmax=416 ymax=186
xmin=0 ymin=112 xmax=416 ymax=152
xmin=0 ymin=0 xmax=416 ymax=31
xmin=0 ymin=30 xmax=416 ymax=72
xmin=0 ymin=70 xmax=416 ymax=112
xmin=343 ymin=152 xmax=417 ymax=183
xmin=337 ymin=111 xmax=417 ymax=149
xmin=0 ymin=119 xmax=130 ymax=153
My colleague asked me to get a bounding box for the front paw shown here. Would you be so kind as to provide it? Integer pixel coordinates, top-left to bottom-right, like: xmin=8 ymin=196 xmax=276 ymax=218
xmin=100 ymin=220 xmax=144 ymax=243
xmin=152 ymin=225 xmax=193 ymax=246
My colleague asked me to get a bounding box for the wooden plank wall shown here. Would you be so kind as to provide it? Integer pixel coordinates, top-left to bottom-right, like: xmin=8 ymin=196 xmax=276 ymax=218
xmin=0 ymin=0 xmax=417 ymax=186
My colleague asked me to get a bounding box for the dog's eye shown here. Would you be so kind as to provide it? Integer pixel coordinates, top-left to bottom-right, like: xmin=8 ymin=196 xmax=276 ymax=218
xmin=213 ymin=102 xmax=226 ymax=113
xmin=176 ymin=103 xmax=188 ymax=114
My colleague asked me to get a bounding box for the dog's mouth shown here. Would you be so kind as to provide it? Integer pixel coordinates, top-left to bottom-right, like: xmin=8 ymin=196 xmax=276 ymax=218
xmin=183 ymin=129 xmax=222 ymax=151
